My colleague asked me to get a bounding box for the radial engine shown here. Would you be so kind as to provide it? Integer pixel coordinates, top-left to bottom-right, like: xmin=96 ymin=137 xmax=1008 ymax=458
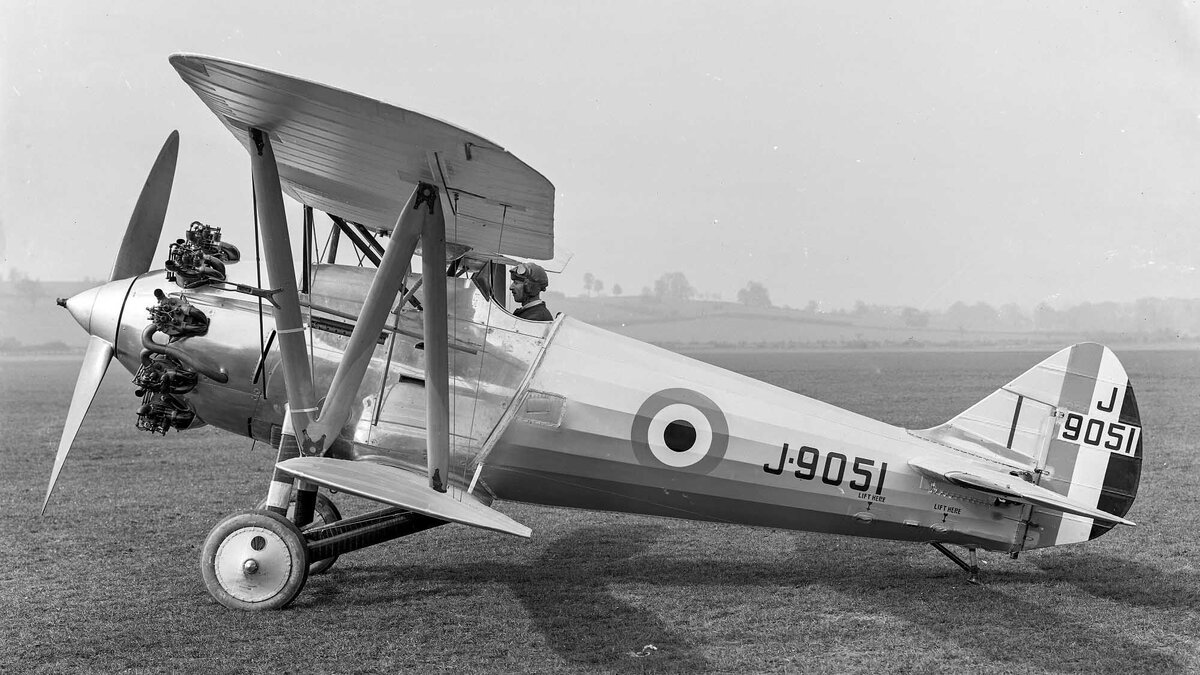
xmin=133 ymin=221 xmax=239 ymax=435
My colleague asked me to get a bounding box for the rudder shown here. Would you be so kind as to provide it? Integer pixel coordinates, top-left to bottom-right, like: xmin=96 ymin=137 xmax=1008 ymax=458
xmin=1034 ymin=343 xmax=1142 ymax=546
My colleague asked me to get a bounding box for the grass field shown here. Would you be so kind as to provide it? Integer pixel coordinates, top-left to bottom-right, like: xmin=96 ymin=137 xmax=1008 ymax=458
xmin=2 ymin=349 xmax=1198 ymax=673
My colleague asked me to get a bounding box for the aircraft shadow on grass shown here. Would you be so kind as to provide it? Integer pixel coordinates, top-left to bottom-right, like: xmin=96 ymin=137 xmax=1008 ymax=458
xmin=302 ymin=525 xmax=1191 ymax=673
xmin=1027 ymin=553 xmax=1199 ymax=612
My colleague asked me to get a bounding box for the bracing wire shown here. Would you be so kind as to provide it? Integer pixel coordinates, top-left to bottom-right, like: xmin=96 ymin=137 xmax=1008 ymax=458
xmin=318 ymin=221 xmax=335 ymax=263
xmin=465 ymin=201 xmax=507 ymax=486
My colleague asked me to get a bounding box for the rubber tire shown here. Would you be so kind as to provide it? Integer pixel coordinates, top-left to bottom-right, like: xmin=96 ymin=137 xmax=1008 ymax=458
xmin=200 ymin=509 xmax=309 ymax=611
xmin=255 ymin=492 xmax=342 ymax=575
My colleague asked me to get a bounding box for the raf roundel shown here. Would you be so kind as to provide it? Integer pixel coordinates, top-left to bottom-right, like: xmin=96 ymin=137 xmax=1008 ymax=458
xmin=631 ymin=388 xmax=730 ymax=473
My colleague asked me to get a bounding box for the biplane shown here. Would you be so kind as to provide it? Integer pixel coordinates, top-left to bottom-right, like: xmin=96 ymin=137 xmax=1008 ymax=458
xmin=44 ymin=54 xmax=1143 ymax=610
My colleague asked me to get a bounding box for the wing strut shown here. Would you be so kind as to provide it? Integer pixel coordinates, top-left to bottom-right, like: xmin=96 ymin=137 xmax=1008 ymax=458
xmin=247 ymin=128 xmax=321 ymax=521
xmin=419 ymin=172 xmax=450 ymax=492
xmin=246 ymin=127 xmax=454 ymax=517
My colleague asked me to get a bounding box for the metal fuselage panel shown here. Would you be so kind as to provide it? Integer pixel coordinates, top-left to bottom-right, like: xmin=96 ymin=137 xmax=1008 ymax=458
xmin=483 ymin=319 xmax=1025 ymax=551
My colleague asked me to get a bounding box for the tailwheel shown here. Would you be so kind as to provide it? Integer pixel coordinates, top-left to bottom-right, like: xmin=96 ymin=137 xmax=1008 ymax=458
xmin=256 ymin=492 xmax=342 ymax=575
xmin=200 ymin=510 xmax=309 ymax=611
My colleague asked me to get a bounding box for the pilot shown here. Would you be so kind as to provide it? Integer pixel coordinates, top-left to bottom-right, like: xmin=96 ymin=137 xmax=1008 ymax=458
xmin=509 ymin=262 xmax=553 ymax=321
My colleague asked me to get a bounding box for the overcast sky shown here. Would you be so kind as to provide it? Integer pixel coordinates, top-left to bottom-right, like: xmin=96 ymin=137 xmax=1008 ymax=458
xmin=3 ymin=1 xmax=1199 ymax=310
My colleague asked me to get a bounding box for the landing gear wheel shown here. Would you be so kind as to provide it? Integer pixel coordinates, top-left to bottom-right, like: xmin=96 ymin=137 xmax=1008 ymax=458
xmin=200 ymin=509 xmax=309 ymax=611
xmin=256 ymin=492 xmax=342 ymax=575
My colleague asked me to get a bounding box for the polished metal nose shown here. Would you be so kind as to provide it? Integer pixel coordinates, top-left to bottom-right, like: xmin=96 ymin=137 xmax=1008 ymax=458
xmin=59 ymin=279 xmax=135 ymax=346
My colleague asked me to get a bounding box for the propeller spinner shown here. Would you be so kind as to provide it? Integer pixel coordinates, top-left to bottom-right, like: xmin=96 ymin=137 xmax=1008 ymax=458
xmin=42 ymin=131 xmax=180 ymax=513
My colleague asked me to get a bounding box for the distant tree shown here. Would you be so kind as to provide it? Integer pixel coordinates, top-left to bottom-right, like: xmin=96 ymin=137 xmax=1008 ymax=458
xmin=1133 ymin=298 xmax=1162 ymax=331
xmin=998 ymin=303 xmax=1030 ymax=330
xmin=612 ymin=283 xmax=623 ymax=296
xmin=14 ymin=273 xmax=45 ymax=308
xmin=736 ymin=281 xmax=772 ymax=308
xmin=593 ymin=279 xmax=604 ymax=296
xmin=653 ymin=272 xmax=695 ymax=301
xmin=804 ymin=300 xmax=819 ymax=313
xmin=900 ymin=307 xmax=929 ymax=328
xmin=945 ymin=301 xmax=972 ymax=330
xmin=852 ymin=300 xmax=868 ymax=316
xmin=1033 ymin=303 xmax=1060 ymax=331
xmin=582 ymin=272 xmax=595 ymax=297
xmin=972 ymin=301 xmax=999 ymax=328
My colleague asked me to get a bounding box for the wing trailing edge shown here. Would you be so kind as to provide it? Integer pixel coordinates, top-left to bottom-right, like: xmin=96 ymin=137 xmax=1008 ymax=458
xmin=909 ymin=456 xmax=1135 ymax=527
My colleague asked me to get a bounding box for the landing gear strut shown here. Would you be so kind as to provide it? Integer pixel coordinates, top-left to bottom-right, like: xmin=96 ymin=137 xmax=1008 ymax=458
xmin=256 ymin=491 xmax=343 ymax=575
xmin=931 ymin=542 xmax=981 ymax=584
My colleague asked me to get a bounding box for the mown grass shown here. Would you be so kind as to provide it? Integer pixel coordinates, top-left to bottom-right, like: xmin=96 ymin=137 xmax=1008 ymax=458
xmin=2 ymin=349 xmax=1197 ymax=674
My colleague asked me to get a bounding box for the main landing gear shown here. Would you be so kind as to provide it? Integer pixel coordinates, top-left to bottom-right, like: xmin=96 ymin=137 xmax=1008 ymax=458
xmin=200 ymin=491 xmax=447 ymax=610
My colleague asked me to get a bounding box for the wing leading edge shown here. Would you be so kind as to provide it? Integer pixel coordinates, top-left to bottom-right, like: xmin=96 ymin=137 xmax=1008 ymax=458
xmin=169 ymin=53 xmax=554 ymax=261
xmin=909 ymin=456 xmax=1135 ymax=527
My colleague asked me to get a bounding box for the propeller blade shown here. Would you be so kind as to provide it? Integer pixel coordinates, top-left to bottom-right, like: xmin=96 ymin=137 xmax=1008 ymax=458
xmin=42 ymin=335 xmax=115 ymax=514
xmin=110 ymin=130 xmax=180 ymax=281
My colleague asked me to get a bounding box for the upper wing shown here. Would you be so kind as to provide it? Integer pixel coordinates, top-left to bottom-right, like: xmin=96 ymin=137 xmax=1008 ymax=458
xmin=909 ymin=455 xmax=1135 ymax=526
xmin=170 ymin=53 xmax=554 ymax=260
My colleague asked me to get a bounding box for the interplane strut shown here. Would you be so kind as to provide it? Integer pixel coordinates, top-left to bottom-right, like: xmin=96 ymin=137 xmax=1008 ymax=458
xmin=245 ymin=127 xmax=453 ymax=518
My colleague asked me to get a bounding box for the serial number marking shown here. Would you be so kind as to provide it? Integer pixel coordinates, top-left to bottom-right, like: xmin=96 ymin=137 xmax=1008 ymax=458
xmin=934 ymin=503 xmax=961 ymax=514
xmin=763 ymin=443 xmax=889 ymax=495
xmin=1058 ymin=411 xmax=1140 ymax=455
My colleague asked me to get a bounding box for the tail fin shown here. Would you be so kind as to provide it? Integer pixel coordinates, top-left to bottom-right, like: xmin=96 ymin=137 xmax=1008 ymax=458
xmin=915 ymin=343 xmax=1142 ymax=547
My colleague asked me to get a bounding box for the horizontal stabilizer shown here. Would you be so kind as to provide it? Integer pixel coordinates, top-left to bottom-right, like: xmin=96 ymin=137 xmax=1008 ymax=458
xmin=276 ymin=457 xmax=531 ymax=538
xmin=909 ymin=456 xmax=1135 ymax=527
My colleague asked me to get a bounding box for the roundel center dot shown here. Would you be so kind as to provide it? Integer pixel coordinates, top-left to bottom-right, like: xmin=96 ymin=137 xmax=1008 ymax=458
xmin=664 ymin=420 xmax=697 ymax=452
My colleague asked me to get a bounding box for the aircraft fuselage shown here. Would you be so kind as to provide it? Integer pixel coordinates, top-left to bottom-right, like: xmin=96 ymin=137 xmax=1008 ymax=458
xmin=95 ymin=269 xmax=1032 ymax=555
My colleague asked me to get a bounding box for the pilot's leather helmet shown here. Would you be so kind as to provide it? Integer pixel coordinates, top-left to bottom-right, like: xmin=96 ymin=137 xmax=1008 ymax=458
xmin=510 ymin=262 xmax=549 ymax=291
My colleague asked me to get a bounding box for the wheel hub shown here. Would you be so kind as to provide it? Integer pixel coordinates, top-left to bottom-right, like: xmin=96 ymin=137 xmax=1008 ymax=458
xmin=213 ymin=526 xmax=293 ymax=603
